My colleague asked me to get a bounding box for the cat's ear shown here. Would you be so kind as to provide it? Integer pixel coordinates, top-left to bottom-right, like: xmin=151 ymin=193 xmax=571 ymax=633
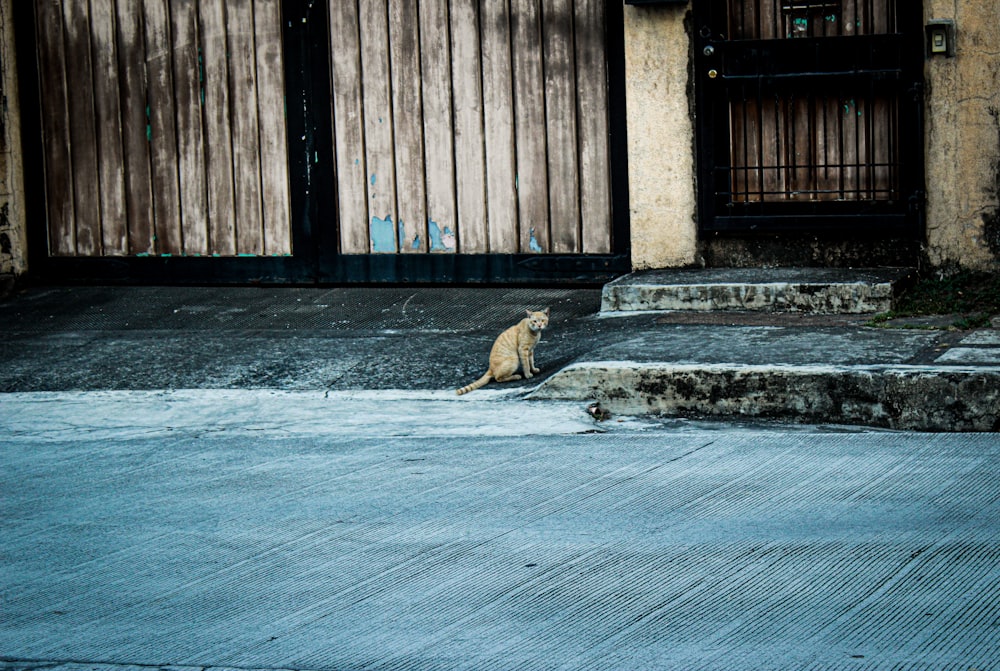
xmin=544 ymin=307 xmax=550 ymax=316
xmin=526 ymin=309 xmax=533 ymax=317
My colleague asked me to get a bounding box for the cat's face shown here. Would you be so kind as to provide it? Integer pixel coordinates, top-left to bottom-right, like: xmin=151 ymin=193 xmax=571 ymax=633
xmin=526 ymin=308 xmax=549 ymax=332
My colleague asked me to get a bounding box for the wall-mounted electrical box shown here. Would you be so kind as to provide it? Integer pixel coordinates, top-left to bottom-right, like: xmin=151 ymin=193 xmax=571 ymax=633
xmin=926 ymin=19 xmax=956 ymax=57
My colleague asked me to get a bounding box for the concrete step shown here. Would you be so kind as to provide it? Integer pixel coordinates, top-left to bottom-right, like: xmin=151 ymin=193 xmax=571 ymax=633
xmin=532 ymin=361 xmax=1000 ymax=432
xmin=601 ymin=267 xmax=913 ymax=314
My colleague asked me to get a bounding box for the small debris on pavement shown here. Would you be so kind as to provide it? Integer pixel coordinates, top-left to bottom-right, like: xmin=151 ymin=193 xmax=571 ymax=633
xmin=587 ymin=402 xmax=611 ymax=421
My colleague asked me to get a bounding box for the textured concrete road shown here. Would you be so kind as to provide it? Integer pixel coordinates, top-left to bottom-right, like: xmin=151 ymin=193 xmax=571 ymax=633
xmin=3 ymin=392 xmax=1000 ymax=670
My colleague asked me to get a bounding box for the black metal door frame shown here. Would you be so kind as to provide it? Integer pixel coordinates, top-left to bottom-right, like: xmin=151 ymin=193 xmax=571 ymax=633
xmin=16 ymin=0 xmax=630 ymax=286
xmin=692 ymin=0 xmax=925 ymax=237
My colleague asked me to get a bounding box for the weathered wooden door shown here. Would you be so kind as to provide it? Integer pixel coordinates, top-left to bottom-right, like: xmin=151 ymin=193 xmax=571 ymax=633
xmin=693 ymin=0 xmax=925 ymax=234
xmin=328 ymin=0 xmax=615 ymax=257
xmin=33 ymin=0 xmax=291 ymax=259
xmin=24 ymin=0 xmax=626 ymax=283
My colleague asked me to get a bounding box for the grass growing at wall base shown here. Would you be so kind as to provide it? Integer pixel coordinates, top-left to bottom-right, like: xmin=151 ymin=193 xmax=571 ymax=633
xmin=868 ymin=270 xmax=1000 ymax=330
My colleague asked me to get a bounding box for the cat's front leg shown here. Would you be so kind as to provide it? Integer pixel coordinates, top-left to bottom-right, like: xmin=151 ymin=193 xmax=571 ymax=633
xmin=529 ymin=351 xmax=540 ymax=375
xmin=520 ymin=347 xmax=534 ymax=378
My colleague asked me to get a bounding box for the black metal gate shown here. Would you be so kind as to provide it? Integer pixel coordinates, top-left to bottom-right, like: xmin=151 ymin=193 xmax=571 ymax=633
xmin=693 ymin=0 xmax=925 ymax=235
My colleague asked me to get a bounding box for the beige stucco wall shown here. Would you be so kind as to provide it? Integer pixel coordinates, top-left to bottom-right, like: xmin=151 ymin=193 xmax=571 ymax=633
xmin=0 ymin=0 xmax=27 ymax=280
xmin=923 ymin=0 xmax=1000 ymax=270
xmin=625 ymin=1 xmax=1000 ymax=272
xmin=623 ymin=5 xmax=698 ymax=270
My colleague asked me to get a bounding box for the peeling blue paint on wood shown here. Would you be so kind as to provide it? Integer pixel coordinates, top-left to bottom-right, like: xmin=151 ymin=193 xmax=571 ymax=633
xmin=371 ymin=215 xmax=395 ymax=252
xmin=428 ymin=219 xmax=456 ymax=252
xmin=529 ymin=228 xmax=543 ymax=253
xmin=396 ymin=220 xmax=420 ymax=251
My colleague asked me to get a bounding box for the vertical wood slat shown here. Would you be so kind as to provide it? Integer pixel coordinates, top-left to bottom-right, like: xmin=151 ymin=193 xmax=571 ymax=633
xmin=90 ymin=0 xmax=128 ymax=255
xmin=143 ymin=0 xmax=183 ymax=255
xmin=329 ymin=0 xmax=369 ymax=254
xmin=359 ymin=0 xmax=397 ymax=253
xmin=575 ymin=0 xmax=611 ymax=253
xmin=511 ymin=0 xmax=551 ymax=253
xmin=35 ymin=0 xmax=75 ymax=255
xmin=226 ymin=0 xmax=264 ymax=254
xmin=114 ymin=0 xmax=154 ymax=255
xmin=62 ymin=0 xmax=101 ymax=255
xmin=418 ymin=0 xmax=457 ymax=253
xmin=254 ymin=0 xmax=291 ymax=255
xmin=198 ymin=1 xmax=237 ymax=255
xmin=389 ymin=1 xmax=427 ymax=253
xmin=171 ymin=0 xmax=209 ymax=255
xmin=450 ymin=0 xmax=487 ymax=253
xmin=481 ymin=0 xmax=518 ymax=253
xmin=542 ymin=0 xmax=581 ymax=253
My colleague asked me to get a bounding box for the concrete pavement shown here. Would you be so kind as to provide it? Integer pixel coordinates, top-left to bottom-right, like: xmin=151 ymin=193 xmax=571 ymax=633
xmin=1 ymin=282 xmax=998 ymax=430
xmin=2 ymin=391 xmax=999 ymax=670
xmin=2 ymin=281 xmax=1000 ymax=669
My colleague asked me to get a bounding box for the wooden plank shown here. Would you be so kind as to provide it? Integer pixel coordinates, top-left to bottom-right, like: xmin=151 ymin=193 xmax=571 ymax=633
xmin=143 ymin=0 xmax=183 ymax=255
xmin=575 ymin=0 xmax=611 ymax=253
xmin=872 ymin=96 xmax=893 ymax=198
xmin=226 ymin=0 xmax=265 ymax=254
xmin=542 ymin=0 xmax=580 ymax=253
xmin=511 ymin=0 xmax=549 ymax=253
xmin=821 ymin=95 xmax=841 ymax=198
xmin=389 ymin=0 xmax=427 ymax=253
xmin=790 ymin=95 xmax=811 ymax=196
xmin=197 ymin=0 xmax=236 ymax=255
xmin=62 ymin=0 xmax=101 ymax=255
xmin=114 ymin=0 xmax=155 ymax=255
xmin=34 ymin=0 xmax=75 ymax=255
xmin=358 ymin=0 xmax=397 ymax=253
xmin=329 ymin=0 xmax=369 ymax=253
xmin=171 ymin=0 xmax=209 ymax=255
xmin=449 ymin=0 xmax=487 ymax=253
xmin=418 ymin=0 xmax=457 ymax=253
xmin=480 ymin=0 xmax=518 ymax=253
xmin=254 ymin=0 xmax=292 ymax=255
xmin=89 ymin=1 xmax=128 ymax=255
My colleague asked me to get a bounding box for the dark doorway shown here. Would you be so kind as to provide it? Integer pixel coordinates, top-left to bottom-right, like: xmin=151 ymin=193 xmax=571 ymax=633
xmin=693 ymin=0 xmax=925 ymax=237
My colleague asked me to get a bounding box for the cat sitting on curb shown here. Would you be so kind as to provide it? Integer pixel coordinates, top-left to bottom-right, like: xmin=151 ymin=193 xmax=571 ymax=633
xmin=456 ymin=308 xmax=550 ymax=395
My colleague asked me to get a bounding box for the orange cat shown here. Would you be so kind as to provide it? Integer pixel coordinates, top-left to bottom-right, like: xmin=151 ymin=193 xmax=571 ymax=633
xmin=456 ymin=308 xmax=550 ymax=395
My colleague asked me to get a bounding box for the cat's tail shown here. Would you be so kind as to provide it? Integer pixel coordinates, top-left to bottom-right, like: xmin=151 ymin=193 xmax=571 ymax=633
xmin=456 ymin=371 xmax=492 ymax=395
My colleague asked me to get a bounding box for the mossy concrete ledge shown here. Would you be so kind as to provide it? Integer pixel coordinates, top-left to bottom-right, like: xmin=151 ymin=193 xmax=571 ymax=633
xmin=601 ymin=268 xmax=910 ymax=314
xmin=530 ymin=363 xmax=1000 ymax=432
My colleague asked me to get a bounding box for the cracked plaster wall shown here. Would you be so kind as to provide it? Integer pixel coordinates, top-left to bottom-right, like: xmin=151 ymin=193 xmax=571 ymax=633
xmin=924 ymin=0 xmax=1000 ymax=270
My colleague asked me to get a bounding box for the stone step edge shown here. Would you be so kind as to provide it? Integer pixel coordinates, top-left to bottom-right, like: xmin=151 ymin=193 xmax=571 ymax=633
xmin=601 ymin=280 xmax=897 ymax=314
xmin=529 ymin=362 xmax=1000 ymax=432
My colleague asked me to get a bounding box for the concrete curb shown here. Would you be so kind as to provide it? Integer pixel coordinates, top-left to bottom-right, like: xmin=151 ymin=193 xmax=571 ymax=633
xmin=530 ymin=362 xmax=1000 ymax=431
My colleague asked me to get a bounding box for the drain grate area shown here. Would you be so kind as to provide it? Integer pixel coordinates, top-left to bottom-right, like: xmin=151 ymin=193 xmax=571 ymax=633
xmin=2 ymin=287 xmax=602 ymax=333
